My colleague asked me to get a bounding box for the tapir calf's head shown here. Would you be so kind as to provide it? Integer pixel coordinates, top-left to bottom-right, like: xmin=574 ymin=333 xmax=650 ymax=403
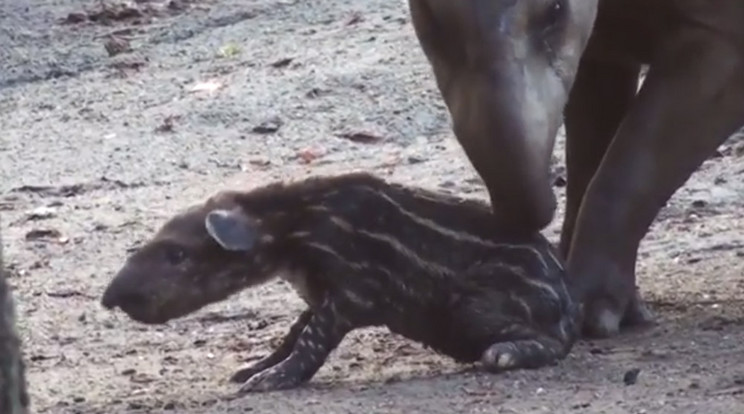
xmin=409 ymin=0 xmax=598 ymax=232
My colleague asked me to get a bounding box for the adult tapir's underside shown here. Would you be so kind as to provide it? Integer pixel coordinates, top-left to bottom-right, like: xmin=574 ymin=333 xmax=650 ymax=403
xmin=408 ymin=0 xmax=744 ymax=337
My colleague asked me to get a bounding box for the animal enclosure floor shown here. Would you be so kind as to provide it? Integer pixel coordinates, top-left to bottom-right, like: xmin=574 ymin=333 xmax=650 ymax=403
xmin=2 ymin=0 xmax=744 ymax=413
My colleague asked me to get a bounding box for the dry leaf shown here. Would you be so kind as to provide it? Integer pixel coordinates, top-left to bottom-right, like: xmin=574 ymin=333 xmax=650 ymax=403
xmin=338 ymin=131 xmax=384 ymax=144
xmin=297 ymin=148 xmax=324 ymax=164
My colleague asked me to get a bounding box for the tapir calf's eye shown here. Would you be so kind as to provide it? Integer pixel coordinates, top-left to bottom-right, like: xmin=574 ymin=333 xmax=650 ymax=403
xmin=164 ymin=246 xmax=186 ymax=265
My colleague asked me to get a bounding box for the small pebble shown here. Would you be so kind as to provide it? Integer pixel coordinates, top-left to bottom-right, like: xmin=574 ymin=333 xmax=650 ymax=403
xmin=270 ymin=57 xmax=293 ymax=68
xmin=26 ymin=206 xmax=57 ymax=221
xmin=623 ymin=368 xmax=641 ymax=385
xmin=252 ymin=116 xmax=282 ymax=134
xmin=65 ymin=12 xmax=88 ymax=23
xmin=553 ymin=175 xmax=567 ymax=187
xmin=104 ymin=36 xmax=132 ymax=57
xmin=691 ymin=199 xmax=707 ymax=208
xmin=641 ymin=349 xmax=669 ymax=359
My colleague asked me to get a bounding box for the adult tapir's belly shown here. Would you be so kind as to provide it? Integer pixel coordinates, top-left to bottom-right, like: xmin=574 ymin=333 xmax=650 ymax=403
xmin=584 ymin=0 xmax=744 ymax=66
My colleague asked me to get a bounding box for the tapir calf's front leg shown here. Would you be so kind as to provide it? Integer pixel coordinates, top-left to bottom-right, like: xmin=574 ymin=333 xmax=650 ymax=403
xmin=238 ymin=300 xmax=350 ymax=393
xmin=230 ymin=310 xmax=312 ymax=383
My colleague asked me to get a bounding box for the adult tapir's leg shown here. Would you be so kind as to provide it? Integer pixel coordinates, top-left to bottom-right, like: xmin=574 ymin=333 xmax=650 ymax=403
xmin=560 ymin=57 xmax=655 ymax=329
xmin=559 ymin=59 xmax=640 ymax=257
xmin=568 ymin=31 xmax=744 ymax=338
xmin=408 ymin=0 xmax=598 ymax=234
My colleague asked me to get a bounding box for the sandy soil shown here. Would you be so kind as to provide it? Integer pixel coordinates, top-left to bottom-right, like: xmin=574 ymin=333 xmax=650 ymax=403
xmin=2 ymin=1 xmax=744 ymax=413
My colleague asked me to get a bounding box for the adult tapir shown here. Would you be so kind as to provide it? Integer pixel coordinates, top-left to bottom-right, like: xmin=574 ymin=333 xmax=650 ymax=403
xmin=408 ymin=0 xmax=744 ymax=338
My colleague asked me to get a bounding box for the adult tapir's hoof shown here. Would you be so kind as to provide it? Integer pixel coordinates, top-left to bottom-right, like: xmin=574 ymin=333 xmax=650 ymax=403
xmin=581 ymin=289 xmax=656 ymax=338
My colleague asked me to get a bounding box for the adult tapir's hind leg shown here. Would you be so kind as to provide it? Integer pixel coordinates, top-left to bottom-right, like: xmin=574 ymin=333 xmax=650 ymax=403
xmin=566 ymin=31 xmax=744 ymax=338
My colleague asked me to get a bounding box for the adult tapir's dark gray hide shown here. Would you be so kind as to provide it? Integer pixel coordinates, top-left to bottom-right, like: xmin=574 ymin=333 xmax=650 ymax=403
xmin=409 ymin=0 xmax=744 ymax=338
xmin=409 ymin=0 xmax=598 ymax=233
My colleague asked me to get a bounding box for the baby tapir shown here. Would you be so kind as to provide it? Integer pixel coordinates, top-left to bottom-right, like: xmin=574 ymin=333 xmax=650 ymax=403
xmin=101 ymin=172 xmax=580 ymax=393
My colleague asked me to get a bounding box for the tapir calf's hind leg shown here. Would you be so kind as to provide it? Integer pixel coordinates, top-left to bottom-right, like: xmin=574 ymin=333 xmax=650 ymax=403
xmin=481 ymin=335 xmax=569 ymax=372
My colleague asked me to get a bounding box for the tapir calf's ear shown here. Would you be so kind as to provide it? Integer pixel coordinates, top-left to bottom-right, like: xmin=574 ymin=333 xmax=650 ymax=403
xmin=205 ymin=209 xmax=258 ymax=251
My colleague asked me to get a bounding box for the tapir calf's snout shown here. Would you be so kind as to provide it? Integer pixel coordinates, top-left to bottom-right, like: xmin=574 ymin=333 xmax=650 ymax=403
xmin=101 ymin=275 xmax=144 ymax=311
xmin=101 ymin=273 xmax=174 ymax=325
xmin=101 ymin=283 xmax=120 ymax=310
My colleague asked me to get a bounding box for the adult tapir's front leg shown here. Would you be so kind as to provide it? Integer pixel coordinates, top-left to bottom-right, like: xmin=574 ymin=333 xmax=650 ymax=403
xmin=560 ymin=59 xmax=640 ymax=258
xmin=560 ymin=56 xmax=656 ymax=330
xmin=567 ymin=32 xmax=744 ymax=338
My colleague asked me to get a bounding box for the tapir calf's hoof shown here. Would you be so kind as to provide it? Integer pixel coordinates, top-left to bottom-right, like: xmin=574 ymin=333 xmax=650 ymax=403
xmin=239 ymin=374 xmax=296 ymax=394
xmin=238 ymin=365 xmax=305 ymax=394
xmin=480 ymin=338 xmax=564 ymax=372
xmin=230 ymin=366 xmax=261 ymax=384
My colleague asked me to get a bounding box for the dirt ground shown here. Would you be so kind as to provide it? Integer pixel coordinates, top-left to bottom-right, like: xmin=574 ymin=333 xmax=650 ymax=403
xmin=2 ymin=0 xmax=744 ymax=413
